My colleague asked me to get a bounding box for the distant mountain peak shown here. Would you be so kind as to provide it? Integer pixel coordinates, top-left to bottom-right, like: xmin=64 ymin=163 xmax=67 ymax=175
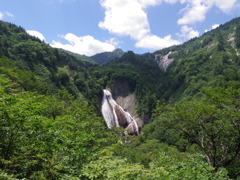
xmin=113 ymin=48 xmax=124 ymax=52
xmin=90 ymin=48 xmax=125 ymax=65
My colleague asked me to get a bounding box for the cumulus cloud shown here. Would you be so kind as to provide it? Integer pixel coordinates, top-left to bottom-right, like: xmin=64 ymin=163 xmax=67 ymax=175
xmin=178 ymin=0 xmax=210 ymax=24
xmin=99 ymin=0 xmax=180 ymax=50
xmin=139 ymin=0 xmax=178 ymax=8
xmin=135 ymin=34 xmax=181 ymax=49
xmin=50 ymin=33 xmax=117 ymax=56
xmin=211 ymin=24 xmax=220 ymax=29
xmin=0 ymin=12 xmax=4 ymax=20
xmin=138 ymin=0 xmax=162 ymax=8
xmin=99 ymin=0 xmax=150 ymax=40
xmin=27 ymin=30 xmax=46 ymax=42
xmin=0 ymin=11 xmax=14 ymax=20
xmin=106 ymin=38 xmax=120 ymax=46
xmin=5 ymin=11 xmax=14 ymax=17
xmin=178 ymin=0 xmax=238 ymax=25
xmin=214 ymin=0 xmax=238 ymax=12
xmin=177 ymin=25 xmax=200 ymax=40
xmin=204 ymin=24 xmax=220 ymax=32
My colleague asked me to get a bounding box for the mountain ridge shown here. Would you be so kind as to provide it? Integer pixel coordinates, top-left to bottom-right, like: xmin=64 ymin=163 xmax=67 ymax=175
xmin=89 ymin=48 xmax=125 ymax=64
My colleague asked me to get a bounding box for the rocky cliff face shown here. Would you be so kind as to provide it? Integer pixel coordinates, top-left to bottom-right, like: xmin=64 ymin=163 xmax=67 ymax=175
xmin=101 ymin=90 xmax=139 ymax=135
xmin=110 ymin=79 xmax=144 ymax=127
xmin=115 ymin=94 xmax=144 ymax=128
xmin=155 ymin=52 xmax=173 ymax=71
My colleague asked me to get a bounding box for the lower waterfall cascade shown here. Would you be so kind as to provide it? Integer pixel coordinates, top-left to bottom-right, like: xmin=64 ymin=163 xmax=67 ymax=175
xmin=101 ymin=89 xmax=139 ymax=135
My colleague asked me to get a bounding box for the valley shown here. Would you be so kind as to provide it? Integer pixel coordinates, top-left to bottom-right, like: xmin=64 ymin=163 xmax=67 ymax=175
xmin=0 ymin=17 xmax=240 ymax=179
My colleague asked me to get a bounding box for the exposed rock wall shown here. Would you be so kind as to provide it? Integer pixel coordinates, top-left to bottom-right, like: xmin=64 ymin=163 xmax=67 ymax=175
xmin=115 ymin=94 xmax=143 ymax=128
xmin=101 ymin=89 xmax=139 ymax=135
xmin=155 ymin=51 xmax=173 ymax=71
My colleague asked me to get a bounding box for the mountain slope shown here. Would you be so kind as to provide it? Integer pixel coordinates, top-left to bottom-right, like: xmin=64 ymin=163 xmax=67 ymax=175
xmin=59 ymin=48 xmax=97 ymax=66
xmin=152 ymin=17 xmax=240 ymax=104
xmin=0 ymin=20 xmax=93 ymax=98
xmin=90 ymin=48 xmax=125 ymax=64
xmin=138 ymin=18 xmax=240 ymax=178
xmin=1 ymin=17 xmax=240 ymax=116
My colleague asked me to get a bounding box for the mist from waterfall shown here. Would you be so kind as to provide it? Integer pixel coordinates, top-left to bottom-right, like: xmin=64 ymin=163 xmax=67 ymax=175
xmin=101 ymin=89 xmax=139 ymax=135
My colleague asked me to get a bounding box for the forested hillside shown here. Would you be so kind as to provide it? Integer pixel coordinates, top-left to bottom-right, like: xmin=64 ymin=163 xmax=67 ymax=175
xmin=153 ymin=17 xmax=240 ymax=104
xmin=58 ymin=49 xmax=97 ymax=66
xmin=0 ymin=17 xmax=240 ymax=179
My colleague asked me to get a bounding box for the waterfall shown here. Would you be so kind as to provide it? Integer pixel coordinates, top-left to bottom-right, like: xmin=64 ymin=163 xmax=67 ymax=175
xmin=101 ymin=89 xmax=139 ymax=135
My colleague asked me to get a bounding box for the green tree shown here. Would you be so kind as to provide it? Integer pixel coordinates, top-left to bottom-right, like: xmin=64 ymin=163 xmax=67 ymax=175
xmin=0 ymin=76 xmax=112 ymax=179
xmin=171 ymin=86 xmax=240 ymax=177
xmin=81 ymin=146 xmax=230 ymax=180
xmin=217 ymin=32 xmax=225 ymax=51
xmin=235 ymin=24 xmax=240 ymax=48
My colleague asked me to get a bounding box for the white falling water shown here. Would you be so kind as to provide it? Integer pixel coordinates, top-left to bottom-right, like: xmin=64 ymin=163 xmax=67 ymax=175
xmin=101 ymin=89 xmax=139 ymax=135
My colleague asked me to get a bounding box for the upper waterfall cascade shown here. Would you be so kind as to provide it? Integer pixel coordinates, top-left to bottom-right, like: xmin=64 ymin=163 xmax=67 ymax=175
xmin=101 ymin=89 xmax=139 ymax=135
xmin=155 ymin=51 xmax=172 ymax=71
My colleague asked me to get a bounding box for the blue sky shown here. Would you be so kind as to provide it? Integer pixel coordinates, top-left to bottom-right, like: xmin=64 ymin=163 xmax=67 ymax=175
xmin=1 ymin=0 xmax=240 ymax=56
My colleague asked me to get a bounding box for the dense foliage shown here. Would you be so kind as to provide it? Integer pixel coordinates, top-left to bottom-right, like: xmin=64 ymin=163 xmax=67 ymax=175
xmin=0 ymin=59 xmax=115 ymax=179
xmin=142 ymin=85 xmax=240 ymax=178
xmin=0 ymin=20 xmax=105 ymax=100
xmin=0 ymin=17 xmax=240 ymax=179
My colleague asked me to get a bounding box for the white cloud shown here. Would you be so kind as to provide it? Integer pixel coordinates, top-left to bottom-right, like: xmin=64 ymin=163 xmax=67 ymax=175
xmin=178 ymin=0 xmax=210 ymax=24
xmin=138 ymin=0 xmax=162 ymax=8
xmin=99 ymin=0 xmax=180 ymax=50
xmin=177 ymin=25 xmax=200 ymax=39
xmin=139 ymin=0 xmax=178 ymax=8
xmin=211 ymin=24 xmax=220 ymax=29
xmin=50 ymin=33 xmax=117 ymax=56
xmin=214 ymin=0 xmax=238 ymax=12
xmin=5 ymin=11 xmax=14 ymax=17
xmin=27 ymin=30 xmax=46 ymax=42
xmin=204 ymin=24 xmax=220 ymax=32
xmin=165 ymin=0 xmax=179 ymax=3
xmin=98 ymin=0 xmax=238 ymax=51
xmin=106 ymin=38 xmax=120 ymax=46
xmin=178 ymin=0 xmax=238 ymax=25
xmin=0 ymin=11 xmax=14 ymax=20
xmin=135 ymin=34 xmax=181 ymax=49
xmin=99 ymin=0 xmax=150 ymax=40
xmin=0 ymin=12 xmax=4 ymax=20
